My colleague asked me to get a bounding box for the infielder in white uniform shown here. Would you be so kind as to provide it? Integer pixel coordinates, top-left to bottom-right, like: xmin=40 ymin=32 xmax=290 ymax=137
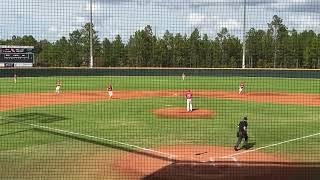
xmin=107 ymin=84 xmax=113 ymax=99
xmin=182 ymin=73 xmax=186 ymax=80
xmin=56 ymin=80 xmax=61 ymax=94
xmin=239 ymin=82 xmax=245 ymax=94
xmin=13 ymin=74 xmax=17 ymax=83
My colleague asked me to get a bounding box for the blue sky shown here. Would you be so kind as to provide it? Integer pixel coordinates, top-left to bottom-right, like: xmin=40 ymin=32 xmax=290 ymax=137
xmin=0 ymin=0 xmax=319 ymax=42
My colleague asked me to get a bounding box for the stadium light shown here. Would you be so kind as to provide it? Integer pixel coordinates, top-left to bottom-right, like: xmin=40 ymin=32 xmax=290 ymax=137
xmin=242 ymin=0 xmax=246 ymax=69
xmin=89 ymin=0 xmax=93 ymax=68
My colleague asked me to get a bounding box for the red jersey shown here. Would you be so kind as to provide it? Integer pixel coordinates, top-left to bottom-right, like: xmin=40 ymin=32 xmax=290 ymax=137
xmin=186 ymin=91 xmax=192 ymax=99
xmin=108 ymin=85 xmax=112 ymax=91
xmin=240 ymin=83 xmax=245 ymax=88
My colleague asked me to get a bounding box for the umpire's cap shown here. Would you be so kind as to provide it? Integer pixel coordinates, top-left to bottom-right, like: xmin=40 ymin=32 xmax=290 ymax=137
xmin=243 ymin=115 xmax=248 ymax=120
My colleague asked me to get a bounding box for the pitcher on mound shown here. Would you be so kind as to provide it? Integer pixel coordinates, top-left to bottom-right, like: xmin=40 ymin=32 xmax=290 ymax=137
xmin=185 ymin=90 xmax=193 ymax=112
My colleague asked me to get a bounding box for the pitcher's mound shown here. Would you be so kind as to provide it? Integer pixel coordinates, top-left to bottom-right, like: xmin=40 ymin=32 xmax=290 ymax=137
xmin=153 ymin=107 xmax=214 ymax=119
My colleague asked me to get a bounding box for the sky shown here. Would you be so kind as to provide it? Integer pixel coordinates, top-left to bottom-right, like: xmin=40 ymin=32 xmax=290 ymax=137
xmin=0 ymin=0 xmax=319 ymax=42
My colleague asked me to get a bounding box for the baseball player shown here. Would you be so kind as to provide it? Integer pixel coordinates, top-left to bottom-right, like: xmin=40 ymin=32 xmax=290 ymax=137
xmin=185 ymin=90 xmax=193 ymax=112
xmin=55 ymin=80 xmax=61 ymax=94
xmin=107 ymin=84 xmax=113 ymax=99
xmin=182 ymin=73 xmax=186 ymax=80
xmin=239 ymin=82 xmax=245 ymax=94
xmin=13 ymin=74 xmax=17 ymax=83
xmin=234 ymin=116 xmax=249 ymax=151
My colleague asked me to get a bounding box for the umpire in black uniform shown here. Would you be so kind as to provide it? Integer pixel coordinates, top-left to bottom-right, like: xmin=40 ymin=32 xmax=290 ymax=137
xmin=234 ymin=116 xmax=248 ymax=151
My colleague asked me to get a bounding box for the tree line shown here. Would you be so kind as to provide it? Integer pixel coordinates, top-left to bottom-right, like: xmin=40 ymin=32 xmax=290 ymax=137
xmin=1 ymin=15 xmax=319 ymax=68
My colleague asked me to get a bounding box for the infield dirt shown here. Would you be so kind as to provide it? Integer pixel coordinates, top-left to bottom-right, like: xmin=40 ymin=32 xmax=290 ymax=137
xmin=2 ymin=90 xmax=320 ymax=111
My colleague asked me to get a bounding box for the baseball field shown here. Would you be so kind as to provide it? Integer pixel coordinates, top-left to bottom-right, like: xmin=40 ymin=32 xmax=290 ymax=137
xmin=1 ymin=74 xmax=320 ymax=179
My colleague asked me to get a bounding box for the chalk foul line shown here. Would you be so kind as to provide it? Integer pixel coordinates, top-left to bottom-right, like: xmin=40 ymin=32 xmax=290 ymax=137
xmin=7 ymin=118 xmax=320 ymax=164
xmin=222 ymin=131 xmax=320 ymax=158
xmin=22 ymin=122 xmax=175 ymax=160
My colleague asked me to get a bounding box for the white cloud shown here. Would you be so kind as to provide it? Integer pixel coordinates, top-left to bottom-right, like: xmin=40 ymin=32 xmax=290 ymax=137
xmin=217 ymin=18 xmax=242 ymax=31
xmin=0 ymin=0 xmax=320 ymax=42
xmin=286 ymin=14 xmax=320 ymax=31
xmin=48 ymin=26 xmax=58 ymax=32
xmin=275 ymin=0 xmax=307 ymax=3
xmin=74 ymin=16 xmax=88 ymax=25
xmin=85 ymin=1 xmax=103 ymax=12
xmin=188 ymin=13 xmax=206 ymax=26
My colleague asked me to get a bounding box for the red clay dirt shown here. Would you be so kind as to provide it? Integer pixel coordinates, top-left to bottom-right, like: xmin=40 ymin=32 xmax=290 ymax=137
xmin=197 ymin=91 xmax=320 ymax=107
xmin=152 ymin=107 xmax=214 ymax=119
xmin=2 ymin=90 xmax=320 ymax=112
xmin=0 ymin=90 xmax=178 ymax=111
xmin=113 ymin=145 xmax=295 ymax=180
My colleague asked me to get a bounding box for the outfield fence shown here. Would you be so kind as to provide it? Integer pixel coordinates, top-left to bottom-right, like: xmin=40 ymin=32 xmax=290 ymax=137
xmin=1 ymin=67 xmax=320 ymax=78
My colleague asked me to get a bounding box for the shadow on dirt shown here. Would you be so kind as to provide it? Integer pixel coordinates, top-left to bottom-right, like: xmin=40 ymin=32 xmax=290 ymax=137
xmin=143 ymin=161 xmax=320 ymax=180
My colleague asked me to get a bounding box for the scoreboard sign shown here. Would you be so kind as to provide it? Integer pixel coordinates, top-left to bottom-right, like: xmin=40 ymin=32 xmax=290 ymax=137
xmin=0 ymin=46 xmax=34 ymax=63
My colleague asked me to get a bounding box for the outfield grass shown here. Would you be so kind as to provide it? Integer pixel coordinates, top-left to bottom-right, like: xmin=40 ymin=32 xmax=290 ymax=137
xmin=1 ymin=76 xmax=320 ymax=94
xmin=1 ymin=75 xmax=320 ymax=179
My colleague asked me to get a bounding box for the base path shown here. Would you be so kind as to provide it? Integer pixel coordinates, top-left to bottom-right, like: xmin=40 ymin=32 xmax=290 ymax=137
xmin=197 ymin=91 xmax=320 ymax=107
xmin=2 ymin=90 xmax=320 ymax=111
xmin=0 ymin=90 xmax=178 ymax=111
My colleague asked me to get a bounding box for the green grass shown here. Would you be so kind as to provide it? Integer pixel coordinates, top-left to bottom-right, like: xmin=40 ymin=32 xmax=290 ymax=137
xmin=1 ymin=75 xmax=320 ymax=179
xmin=1 ymin=97 xmax=319 ymax=153
xmin=1 ymin=76 xmax=320 ymax=94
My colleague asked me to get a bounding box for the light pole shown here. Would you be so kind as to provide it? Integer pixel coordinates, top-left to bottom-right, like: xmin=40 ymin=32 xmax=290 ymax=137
xmin=273 ymin=26 xmax=278 ymax=69
xmin=242 ymin=0 xmax=246 ymax=69
xmin=89 ymin=0 xmax=93 ymax=68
